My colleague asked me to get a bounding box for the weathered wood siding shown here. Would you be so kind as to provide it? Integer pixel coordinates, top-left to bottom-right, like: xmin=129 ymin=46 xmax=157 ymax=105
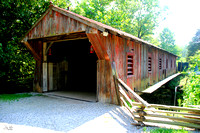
xmin=23 ymin=7 xmax=177 ymax=105
xmin=87 ymin=30 xmax=177 ymax=95
xmin=23 ymin=9 xmax=87 ymax=41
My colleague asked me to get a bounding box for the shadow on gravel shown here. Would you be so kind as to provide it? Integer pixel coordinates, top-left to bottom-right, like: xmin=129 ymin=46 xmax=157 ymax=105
xmin=0 ymin=95 xmax=140 ymax=133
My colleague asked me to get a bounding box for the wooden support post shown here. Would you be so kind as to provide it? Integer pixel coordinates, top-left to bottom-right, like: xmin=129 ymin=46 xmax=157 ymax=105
xmin=23 ymin=41 xmax=41 ymax=61
xmin=43 ymin=42 xmax=48 ymax=92
xmin=86 ymin=27 xmax=109 ymax=60
xmin=112 ymin=62 xmax=121 ymax=106
xmin=118 ymin=78 xmax=150 ymax=107
xmin=45 ymin=42 xmax=54 ymax=55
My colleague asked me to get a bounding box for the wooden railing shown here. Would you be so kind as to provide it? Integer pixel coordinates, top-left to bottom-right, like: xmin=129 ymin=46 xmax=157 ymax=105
xmin=117 ymin=78 xmax=200 ymax=129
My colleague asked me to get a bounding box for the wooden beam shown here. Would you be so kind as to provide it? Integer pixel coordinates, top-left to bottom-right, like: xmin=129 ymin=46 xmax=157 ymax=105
xmin=43 ymin=32 xmax=87 ymax=43
xmin=112 ymin=62 xmax=121 ymax=106
xmin=86 ymin=28 xmax=109 ymax=60
xmin=26 ymin=32 xmax=87 ymax=43
xmin=45 ymin=42 xmax=54 ymax=55
xmin=134 ymin=117 xmax=200 ymax=129
xmin=142 ymin=73 xmax=181 ymax=93
xmin=134 ymin=112 xmax=200 ymax=124
xmin=118 ymin=78 xmax=150 ymax=107
xmin=132 ymin=102 xmax=200 ymax=112
xmin=23 ymin=41 xmax=41 ymax=61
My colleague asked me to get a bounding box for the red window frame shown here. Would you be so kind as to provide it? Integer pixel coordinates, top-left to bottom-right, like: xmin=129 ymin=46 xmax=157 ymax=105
xmin=148 ymin=54 xmax=152 ymax=73
xmin=159 ymin=58 xmax=162 ymax=70
xmin=127 ymin=52 xmax=134 ymax=77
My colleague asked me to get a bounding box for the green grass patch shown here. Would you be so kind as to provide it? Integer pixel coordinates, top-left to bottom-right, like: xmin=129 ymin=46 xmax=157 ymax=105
xmin=0 ymin=93 xmax=34 ymax=101
xmin=143 ymin=127 xmax=190 ymax=133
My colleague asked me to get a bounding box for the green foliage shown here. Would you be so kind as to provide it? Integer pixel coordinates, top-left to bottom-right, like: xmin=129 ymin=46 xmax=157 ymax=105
xmin=182 ymin=75 xmax=200 ymax=107
xmin=0 ymin=0 xmax=50 ymax=92
xmin=144 ymin=128 xmax=190 ymax=133
xmin=73 ymin=0 xmax=162 ymax=40
xmin=159 ymin=28 xmax=181 ymax=55
xmin=182 ymin=50 xmax=200 ymax=106
xmin=125 ymin=99 xmax=136 ymax=108
xmin=73 ymin=0 xmax=113 ymax=22
xmin=50 ymin=0 xmax=71 ymax=9
xmin=0 ymin=93 xmax=33 ymax=101
xmin=177 ymin=57 xmax=187 ymax=62
xmin=187 ymin=29 xmax=200 ymax=58
xmin=188 ymin=50 xmax=200 ymax=70
xmin=1 ymin=0 xmax=162 ymax=92
xmin=144 ymin=36 xmax=160 ymax=46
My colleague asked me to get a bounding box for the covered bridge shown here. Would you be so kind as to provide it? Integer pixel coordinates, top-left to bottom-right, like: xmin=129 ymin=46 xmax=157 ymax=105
xmin=21 ymin=4 xmax=178 ymax=104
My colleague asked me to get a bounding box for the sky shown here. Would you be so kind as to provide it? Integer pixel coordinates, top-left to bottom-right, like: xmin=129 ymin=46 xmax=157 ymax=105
xmin=157 ymin=0 xmax=200 ymax=47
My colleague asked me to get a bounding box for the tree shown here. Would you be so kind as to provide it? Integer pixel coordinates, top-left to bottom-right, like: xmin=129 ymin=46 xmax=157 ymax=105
xmin=159 ymin=28 xmax=180 ymax=55
xmin=50 ymin=0 xmax=71 ymax=9
xmin=0 ymin=0 xmax=73 ymax=92
xmin=73 ymin=0 xmax=113 ymax=22
xmin=73 ymin=0 xmax=161 ymax=40
xmin=130 ymin=0 xmax=161 ymax=39
xmin=0 ymin=0 xmax=50 ymax=92
xmin=187 ymin=29 xmax=200 ymax=58
xmin=182 ymin=50 xmax=200 ymax=106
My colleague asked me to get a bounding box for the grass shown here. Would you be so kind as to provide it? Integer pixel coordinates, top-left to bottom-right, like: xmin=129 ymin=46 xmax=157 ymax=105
xmin=143 ymin=127 xmax=191 ymax=133
xmin=0 ymin=93 xmax=40 ymax=101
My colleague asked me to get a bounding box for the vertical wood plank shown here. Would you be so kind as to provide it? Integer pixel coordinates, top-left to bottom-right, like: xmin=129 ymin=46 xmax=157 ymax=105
xmin=96 ymin=60 xmax=100 ymax=102
xmin=140 ymin=43 xmax=144 ymax=90
xmin=43 ymin=63 xmax=48 ymax=92
xmin=43 ymin=42 xmax=47 ymax=92
xmin=111 ymin=61 xmax=121 ymax=105
xmin=48 ymin=63 xmax=53 ymax=91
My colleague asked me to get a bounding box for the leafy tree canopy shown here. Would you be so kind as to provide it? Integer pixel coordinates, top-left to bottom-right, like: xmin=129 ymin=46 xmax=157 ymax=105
xmin=0 ymin=0 xmax=50 ymax=92
xmin=73 ymin=0 xmax=161 ymax=40
xmin=187 ymin=29 xmax=200 ymax=58
xmin=159 ymin=28 xmax=181 ymax=55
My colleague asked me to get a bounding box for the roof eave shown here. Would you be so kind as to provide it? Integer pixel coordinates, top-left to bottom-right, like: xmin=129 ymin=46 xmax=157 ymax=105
xmin=20 ymin=5 xmax=178 ymax=57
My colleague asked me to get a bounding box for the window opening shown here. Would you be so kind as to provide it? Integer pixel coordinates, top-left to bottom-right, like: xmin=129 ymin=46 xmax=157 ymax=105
xmin=127 ymin=53 xmax=134 ymax=76
xmin=159 ymin=58 xmax=162 ymax=70
xmin=166 ymin=59 xmax=168 ymax=69
xmin=148 ymin=56 xmax=152 ymax=72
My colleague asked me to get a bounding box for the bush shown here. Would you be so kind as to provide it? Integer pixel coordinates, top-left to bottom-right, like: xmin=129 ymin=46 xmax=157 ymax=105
xmin=146 ymin=128 xmax=190 ymax=133
xmin=182 ymin=50 xmax=200 ymax=106
xmin=182 ymin=73 xmax=200 ymax=106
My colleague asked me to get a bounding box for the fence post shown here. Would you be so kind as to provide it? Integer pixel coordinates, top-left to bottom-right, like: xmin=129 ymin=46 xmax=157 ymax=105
xmin=111 ymin=62 xmax=121 ymax=106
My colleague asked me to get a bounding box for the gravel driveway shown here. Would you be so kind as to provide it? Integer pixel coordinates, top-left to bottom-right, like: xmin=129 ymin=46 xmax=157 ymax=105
xmin=0 ymin=94 xmax=145 ymax=133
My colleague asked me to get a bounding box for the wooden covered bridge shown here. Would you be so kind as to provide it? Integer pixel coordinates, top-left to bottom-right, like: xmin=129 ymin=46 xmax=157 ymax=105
xmin=21 ymin=4 xmax=178 ymax=105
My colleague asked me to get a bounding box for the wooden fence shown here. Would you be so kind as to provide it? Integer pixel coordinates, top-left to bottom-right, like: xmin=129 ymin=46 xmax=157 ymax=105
xmin=117 ymin=78 xmax=200 ymax=129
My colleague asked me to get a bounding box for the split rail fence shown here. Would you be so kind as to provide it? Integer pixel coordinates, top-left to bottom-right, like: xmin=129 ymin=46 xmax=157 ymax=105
xmin=117 ymin=78 xmax=200 ymax=129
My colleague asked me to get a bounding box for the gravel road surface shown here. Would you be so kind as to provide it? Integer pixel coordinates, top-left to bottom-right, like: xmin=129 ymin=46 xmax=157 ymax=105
xmin=0 ymin=94 xmax=144 ymax=133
